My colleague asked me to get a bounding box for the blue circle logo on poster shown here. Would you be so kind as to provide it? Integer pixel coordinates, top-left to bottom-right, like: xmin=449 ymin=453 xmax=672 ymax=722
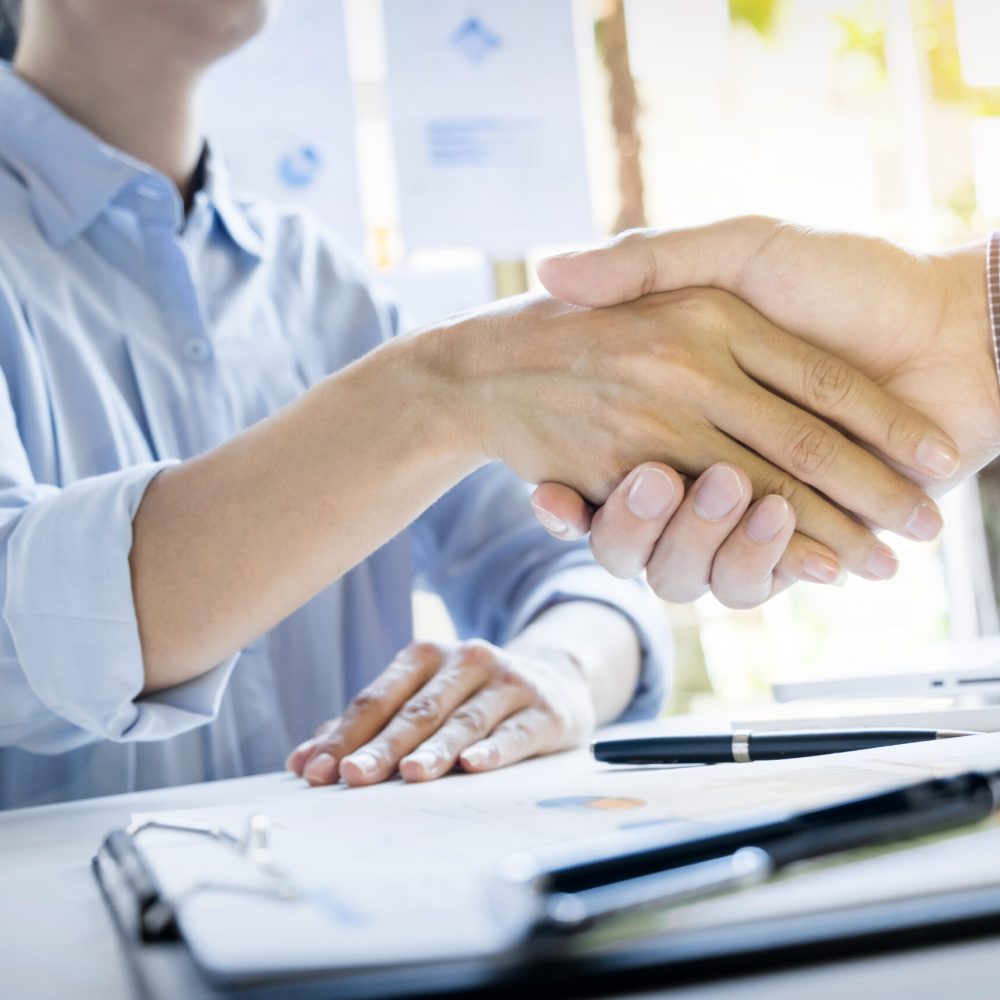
xmin=278 ymin=145 xmax=323 ymax=188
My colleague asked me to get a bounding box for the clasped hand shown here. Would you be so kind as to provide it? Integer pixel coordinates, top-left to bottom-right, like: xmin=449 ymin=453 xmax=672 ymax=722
xmin=451 ymin=281 xmax=958 ymax=605
xmin=527 ymin=218 xmax=1000 ymax=608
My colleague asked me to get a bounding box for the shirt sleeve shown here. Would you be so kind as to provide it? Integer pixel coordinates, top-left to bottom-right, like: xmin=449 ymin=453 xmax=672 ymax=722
xmin=0 ymin=306 xmax=237 ymax=755
xmin=411 ymin=463 xmax=671 ymax=721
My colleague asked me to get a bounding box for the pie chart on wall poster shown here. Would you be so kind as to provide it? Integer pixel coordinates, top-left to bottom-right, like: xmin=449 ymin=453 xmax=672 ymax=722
xmin=536 ymin=796 xmax=646 ymax=811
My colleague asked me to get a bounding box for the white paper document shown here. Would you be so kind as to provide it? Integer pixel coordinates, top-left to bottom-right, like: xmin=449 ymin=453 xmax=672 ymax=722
xmin=201 ymin=0 xmax=365 ymax=250
xmin=129 ymin=734 xmax=1000 ymax=983
xmin=382 ymin=0 xmax=595 ymax=255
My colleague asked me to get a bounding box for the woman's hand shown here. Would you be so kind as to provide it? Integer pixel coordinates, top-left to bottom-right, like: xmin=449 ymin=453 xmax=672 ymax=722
xmin=286 ymin=639 xmax=596 ymax=787
xmin=532 ymin=461 xmax=816 ymax=609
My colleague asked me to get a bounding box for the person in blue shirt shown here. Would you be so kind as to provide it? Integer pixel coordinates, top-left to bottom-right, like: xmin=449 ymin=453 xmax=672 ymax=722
xmin=0 ymin=0 xmax=955 ymax=809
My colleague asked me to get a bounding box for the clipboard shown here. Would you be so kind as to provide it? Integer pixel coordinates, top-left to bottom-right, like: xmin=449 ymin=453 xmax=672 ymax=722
xmin=93 ymin=838 xmax=1000 ymax=1000
xmin=89 ymin=734 xmax=1000 ymax=997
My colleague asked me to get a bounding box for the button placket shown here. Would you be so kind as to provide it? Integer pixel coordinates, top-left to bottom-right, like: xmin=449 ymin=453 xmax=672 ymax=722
xmin=138 ymin=202 xmax=230 ymax=453
xmin=181 ymin=337 xmax=212 ymax=365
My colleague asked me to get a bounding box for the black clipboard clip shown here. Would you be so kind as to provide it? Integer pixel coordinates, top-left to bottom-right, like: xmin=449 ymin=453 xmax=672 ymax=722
xmin=92 ymin=813 xmax=299 ymax=942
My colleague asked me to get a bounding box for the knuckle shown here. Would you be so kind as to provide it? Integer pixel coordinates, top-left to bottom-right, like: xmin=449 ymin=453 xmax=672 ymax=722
xmin=644 ymin=536 xmax=711 ymax=603
xmin=711 ymin=563 xmax=772 ymax=610
xmin=450 ymin=705 xmax=488 ymax=736
xmin=498 ymin=666 xmax=532 ymax=694
xmin=716 ymin=588 xmax=769 ymax=611
xmin=500 ymin=717 xmax=534 ymax=749
xmin=649 ymin=577 xmax=708 ymax=605
xmin=346 ymin=688 xmax=386 ymax=717
xmin=882 ymin=407 xmax=923 ymax=454
xmin=667 ymin=286 xmax=731 ymax=328
xmin=399 ymin=695 xmax=444 ymax=729
xmin=457 ymin=639 xmax=497 ymax=670
xmin=402 ymin=640 xmax=442 ymax=667
xmin=757 ymin=473 xmax=804 ymax=509
xmin=616 ymin=228 xmax=658 ymax=293
xmin=783 ymin=422 xmax=839 ymax=479
xmin=802 ymin=355 xmax=854 ymax=411
xmin=589 ymin=532 xmax=644 ymax=580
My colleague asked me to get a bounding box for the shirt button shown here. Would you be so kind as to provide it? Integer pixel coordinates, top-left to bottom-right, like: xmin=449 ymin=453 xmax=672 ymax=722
xmin=136 ymin=183 xmax=164 ymax=201
xmin=182 ymin=338 xmax=212 ymax=364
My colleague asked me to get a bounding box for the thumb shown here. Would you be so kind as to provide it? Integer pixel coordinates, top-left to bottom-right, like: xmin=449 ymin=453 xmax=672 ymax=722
xmin=536 ymin=216 xmax=782 ymax=308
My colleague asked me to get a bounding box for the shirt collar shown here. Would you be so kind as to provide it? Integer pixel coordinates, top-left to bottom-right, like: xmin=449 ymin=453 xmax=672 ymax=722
xmin=0 ymin=61 xmax=266 ymax=261
xmin=199 ymin=147 xmax=267 ymax=261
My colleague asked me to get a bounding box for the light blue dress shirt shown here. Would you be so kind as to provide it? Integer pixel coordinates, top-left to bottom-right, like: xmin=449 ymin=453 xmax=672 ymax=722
xmin=0 ymin=63 xmax=669 ymax=810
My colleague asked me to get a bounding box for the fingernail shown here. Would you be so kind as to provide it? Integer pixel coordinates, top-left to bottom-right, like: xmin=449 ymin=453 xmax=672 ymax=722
xmin=693 ymin=466 xmax=744 ymax=521
xmin=905 ymin=501 xmax=943 ymax=542
xmin=864 ymin=547 xmax=899 ymax=580
xmin=344 ymin=752 xmax=378 ymax=778
xmin=801 ymin=553 xmax=840 ymax=584
xmin=286 ymin=738 xmax=315 ymax=770
xmin=404 ymin=750 xmax=438 ymax=778
xmin=462 ymin=746 xmax=491 ymax=768
xmin=916 ymin=438 xmax=959 ymax=479
xmin=626 ymin=468 xmax=676 ymax=519
xmin=303 ymin=751 xmax=337 ymax=785
xmin=745 ymin=496 xmax=790 ymax=543
xmin=833 ymin=568 xmax=848 ymax=587
xmin=531 ymin=502 xmax=568 ymax=535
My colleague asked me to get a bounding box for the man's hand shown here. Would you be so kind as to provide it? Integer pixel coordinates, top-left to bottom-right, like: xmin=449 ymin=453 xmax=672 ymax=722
xmin=286 ymin=639 xmax=595 ymax=786
xmin=530 ymin=219 xmax=1000 ymax=602
xmin=536 ymin=218 xmax=1000 ymax=492
xmin=532 ymin=461 xmax=817 ymax=609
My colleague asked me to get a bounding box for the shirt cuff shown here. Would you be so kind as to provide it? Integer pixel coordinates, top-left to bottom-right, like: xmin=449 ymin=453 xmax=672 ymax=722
xmin=987 ymin=231 xmax=1000 ymax=395
xmin=4 ymin=462 xmax=238 ymax=743
xmin=501 ymin=559 xmax=671 ymax=722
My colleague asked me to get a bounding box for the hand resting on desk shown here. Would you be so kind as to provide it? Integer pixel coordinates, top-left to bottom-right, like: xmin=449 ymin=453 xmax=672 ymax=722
xmin=286 ymin=637 xmax=597 ymax=786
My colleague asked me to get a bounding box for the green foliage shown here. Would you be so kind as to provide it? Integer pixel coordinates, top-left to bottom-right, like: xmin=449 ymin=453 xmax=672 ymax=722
xmin=832 ymin=1 xmax=887 ymax=73
xmin=915 ymin=0 xmax=1000 ymax=115
xmin=729 ymin=0 xmax=784 ymax=38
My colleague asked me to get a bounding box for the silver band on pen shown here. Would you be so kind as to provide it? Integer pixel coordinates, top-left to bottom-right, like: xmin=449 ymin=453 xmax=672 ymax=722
xmin=731 ymin=731 xmax=751 ymax=763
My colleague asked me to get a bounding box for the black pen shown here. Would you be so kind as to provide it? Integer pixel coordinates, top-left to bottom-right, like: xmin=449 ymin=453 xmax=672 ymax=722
xmin=592 ymin=728 xmax=978 ymax=765
xmin=500 ymin=767 xmax=1000 ymax=933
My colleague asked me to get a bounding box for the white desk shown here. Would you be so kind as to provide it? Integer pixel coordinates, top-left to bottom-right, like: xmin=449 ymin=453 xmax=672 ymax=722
xmin=4 ymin=760 xmax=1000 ymax=999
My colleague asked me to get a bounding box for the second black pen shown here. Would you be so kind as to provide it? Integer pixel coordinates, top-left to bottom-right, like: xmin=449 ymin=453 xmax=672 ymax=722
xmin=592 ymin=728 xmax=977 ymax=765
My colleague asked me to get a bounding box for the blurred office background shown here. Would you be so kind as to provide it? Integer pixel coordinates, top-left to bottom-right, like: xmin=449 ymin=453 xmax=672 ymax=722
xmin=198 ymin=0 xmax=1000 ymax=711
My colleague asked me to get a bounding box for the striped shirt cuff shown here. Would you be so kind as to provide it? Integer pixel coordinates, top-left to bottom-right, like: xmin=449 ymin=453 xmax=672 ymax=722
xmin=987 ymin=231 xmax=1000 ymax=392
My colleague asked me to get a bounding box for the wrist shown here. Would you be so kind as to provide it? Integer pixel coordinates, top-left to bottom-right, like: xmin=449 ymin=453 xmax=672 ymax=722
xmin=376 ymin=323 xmax=490 ymax=472
xmin=407 ymin=293 xmax=567 ymax=467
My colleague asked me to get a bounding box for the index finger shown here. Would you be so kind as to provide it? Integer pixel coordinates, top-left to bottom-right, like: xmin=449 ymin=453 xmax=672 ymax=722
xmin=731 ymin=310 xmax=958 ymax=483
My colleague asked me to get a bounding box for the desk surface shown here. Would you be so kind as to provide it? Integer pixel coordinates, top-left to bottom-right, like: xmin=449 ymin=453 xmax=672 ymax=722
xmin=5 ymin=737 xmax=1000 ymax=1000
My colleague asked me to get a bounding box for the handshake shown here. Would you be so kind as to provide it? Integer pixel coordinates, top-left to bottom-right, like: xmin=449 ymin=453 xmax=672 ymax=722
xmin=428 ymin=216 xmax=1000 ymax=609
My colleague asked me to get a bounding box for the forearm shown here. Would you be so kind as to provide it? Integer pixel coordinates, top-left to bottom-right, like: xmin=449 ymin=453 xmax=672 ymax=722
xmin=131 ymin=330 xmax=480 ymax=693
xmin=506 ymin=601 xmax=641 ymax=725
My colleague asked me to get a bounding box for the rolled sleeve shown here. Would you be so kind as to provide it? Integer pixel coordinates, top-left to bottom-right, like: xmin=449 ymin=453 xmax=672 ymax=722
xmin=413 ymin=463 xmax=671 ymax=721
xmin=3 ymin=462 xmax=238 ymax=748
